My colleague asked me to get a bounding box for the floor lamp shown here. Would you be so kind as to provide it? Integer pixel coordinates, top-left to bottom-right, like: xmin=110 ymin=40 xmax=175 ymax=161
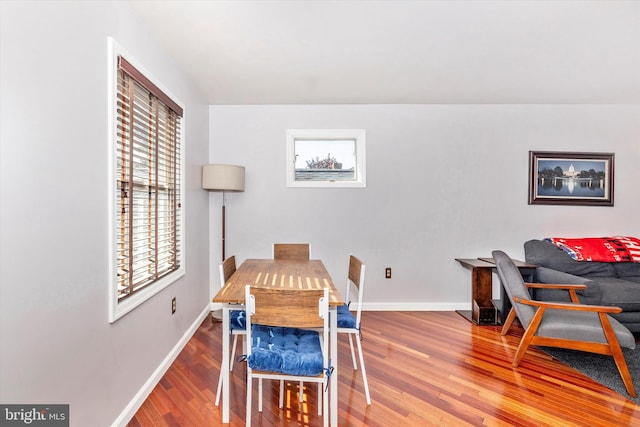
xmin=202 ymin=164 xmax=245 ymax=321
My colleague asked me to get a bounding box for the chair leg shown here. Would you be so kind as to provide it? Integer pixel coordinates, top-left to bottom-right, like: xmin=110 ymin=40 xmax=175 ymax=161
xmin=600 ymin=313 xmax=637 ymax=397
xmin=323 ymin=378 xmax=329 ymax=427
xmin=246 ymin=375 xmax=252 ymax=427
xmin=347 ymin=334 xmax=357 ymax=369
xmin=513 ymin=338 xmax=532 ymax=367
xmin=501 ymin=308 xmax=516 ymax=336
xmin=215 ymin=371 xmax=223 ymax=406
xmin=279 ymin=379 xmax=284 ymax=408
xmin=513 ymin=310 xmax=543 ymax=367
xmin=611 ymin=347 xmax=637 ymax=398
xmin=218 ymin=334 xmax=240 ymax=407
xmin=317 ymin=382 xmax=322 ymax=415
xmin=258 ymin=378 xmax=263 ymax=412
xmin=355 ymin=331 xmax=371 ymax=405
xmin=299 ymin=380 xmax=304 ymax=402
xmin=217 ymin=331 xmax=237 ymax=406
xmin=229 ymin=334 xmax=239 ymax=371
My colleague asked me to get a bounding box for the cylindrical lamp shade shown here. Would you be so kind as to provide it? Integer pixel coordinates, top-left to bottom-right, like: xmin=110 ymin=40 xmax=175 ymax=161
xmin=202 ymin=164 xmax=245 ymax=192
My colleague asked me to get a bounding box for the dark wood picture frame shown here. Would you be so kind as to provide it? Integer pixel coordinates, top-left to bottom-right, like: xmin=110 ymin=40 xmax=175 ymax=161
xmin=528 ymin=151 xmax=614 ymax=206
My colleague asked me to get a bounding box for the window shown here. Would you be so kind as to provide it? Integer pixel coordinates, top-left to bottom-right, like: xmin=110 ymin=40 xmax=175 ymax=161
xmin=286 ymin=129 xmax=366 ymax=188
xmin=109 ymin=39 xmax=184 ymax=322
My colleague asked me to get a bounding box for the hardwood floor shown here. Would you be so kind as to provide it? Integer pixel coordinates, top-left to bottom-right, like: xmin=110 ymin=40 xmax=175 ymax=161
xmin=128 ymin=311 xmax=640 ymax=426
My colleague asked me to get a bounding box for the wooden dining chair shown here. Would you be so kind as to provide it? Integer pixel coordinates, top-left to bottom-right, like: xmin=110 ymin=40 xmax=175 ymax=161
xmin=244 ymin=285 xmax=331 ymax=427
xmin=336 ymin=255 xmax=371 ymax=404
xmin=215 ymin=256 xmax=246 ymax=406
xmin=273 ymin=243 xmax=310 ymax=261
xmin=273 ymin=242 xmax=313 ymax=401
xmin=298 ymin=255 xmax=372 ymax=405
xmin=493 ymin=250 xmax=636 ymax=398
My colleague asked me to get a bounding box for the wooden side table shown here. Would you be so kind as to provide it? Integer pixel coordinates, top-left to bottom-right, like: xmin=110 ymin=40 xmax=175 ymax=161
xmin=455 ymin=258 xmax=499 ymax=325
xmin=478 ymin=257 xmax=537 ymax=321
xmin=455 ymin=257 xmax=537 ymax=325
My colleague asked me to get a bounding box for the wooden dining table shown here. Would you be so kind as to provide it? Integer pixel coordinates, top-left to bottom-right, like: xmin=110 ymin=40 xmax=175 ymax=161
xmin=212 ymin=258 xmax=344 ymax=426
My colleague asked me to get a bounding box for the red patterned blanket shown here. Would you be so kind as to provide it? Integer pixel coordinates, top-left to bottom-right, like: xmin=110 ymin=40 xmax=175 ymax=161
xmin=545 ymin=237 xmax=640 ymax=263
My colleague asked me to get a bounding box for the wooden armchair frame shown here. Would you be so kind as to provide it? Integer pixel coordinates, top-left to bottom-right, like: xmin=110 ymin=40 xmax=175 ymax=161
xmin=494 ymin=250 xmax=636 ymax=398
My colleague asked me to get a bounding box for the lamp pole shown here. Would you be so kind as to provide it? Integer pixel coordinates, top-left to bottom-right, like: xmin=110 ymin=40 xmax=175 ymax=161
xmin=202 ymin=164 xmax=245 ymax=323
xmin=221 ymin=192 xmax=226 ymax=261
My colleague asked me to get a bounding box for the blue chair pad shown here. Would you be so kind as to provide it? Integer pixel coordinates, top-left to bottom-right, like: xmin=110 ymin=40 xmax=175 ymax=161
xmin=337 ymin=304 xmax=357 ymax=329
xmin=247 ymin=325 xmax=323 ymax=376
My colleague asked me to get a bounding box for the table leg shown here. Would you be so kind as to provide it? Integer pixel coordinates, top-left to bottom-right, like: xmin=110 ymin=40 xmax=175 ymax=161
xmin=330 ymin=307 xmax=338 ymax=427
xmin=221 ymin=305 xmax=230 ymax=423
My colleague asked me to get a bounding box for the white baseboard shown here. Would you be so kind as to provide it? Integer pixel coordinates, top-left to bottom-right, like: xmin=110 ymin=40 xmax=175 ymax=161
xmin=112 ymin=305 xmax=211 ymax=427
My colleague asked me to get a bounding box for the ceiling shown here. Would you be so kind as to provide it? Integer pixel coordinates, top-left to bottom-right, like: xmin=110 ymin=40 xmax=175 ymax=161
xmin=129 ymin=0 xmax=640 ymax=105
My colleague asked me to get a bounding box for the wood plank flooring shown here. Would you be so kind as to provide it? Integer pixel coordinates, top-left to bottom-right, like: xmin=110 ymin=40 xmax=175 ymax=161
xmin=128 ymin=311 xmax=640 ymax=426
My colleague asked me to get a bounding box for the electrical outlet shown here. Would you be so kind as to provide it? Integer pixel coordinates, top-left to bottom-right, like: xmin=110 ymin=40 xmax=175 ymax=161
xmin=385 ymin=268 xmax=392 ymax=279
xmin=171 ymin=297 xmax=176 ymax=314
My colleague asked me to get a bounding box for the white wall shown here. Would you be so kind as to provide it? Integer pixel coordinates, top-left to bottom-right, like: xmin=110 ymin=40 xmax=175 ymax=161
xmin=0 ymin=1 xmax=210 ymax=425
xmin=210 ymin=105 xmax=640 ymax=307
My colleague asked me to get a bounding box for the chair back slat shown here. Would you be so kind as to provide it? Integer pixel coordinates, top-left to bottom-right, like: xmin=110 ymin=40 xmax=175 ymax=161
xmin=273 ymin=243 xmax=310 ymax=261
xmin=492 ymin=250 xmax=537 ymax=328
xmin=345 ymin=255 xmax=365 ymax=324
xmin=247 ymin=286 xmax=325 ymax=328
xmin=348 ymin=255 xmax=363 ymax=291
xmin=219 ymin=256 xmax=236 ymax=286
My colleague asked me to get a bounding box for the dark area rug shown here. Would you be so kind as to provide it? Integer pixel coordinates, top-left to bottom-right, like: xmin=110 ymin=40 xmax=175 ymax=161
xmin=543 ymin=346 xmax=640 ymax=404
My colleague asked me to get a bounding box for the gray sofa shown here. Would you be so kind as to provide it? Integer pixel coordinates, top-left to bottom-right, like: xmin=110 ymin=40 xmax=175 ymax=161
xmin=524 ymin=239 xmax=640 ymax=332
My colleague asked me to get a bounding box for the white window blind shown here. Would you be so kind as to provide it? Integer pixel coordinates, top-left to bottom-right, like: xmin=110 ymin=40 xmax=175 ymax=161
xmin=115 ymin=56 xmax=183 ymax=302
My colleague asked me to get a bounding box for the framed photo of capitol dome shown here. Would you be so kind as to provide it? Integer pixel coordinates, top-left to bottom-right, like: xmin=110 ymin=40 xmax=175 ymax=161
xmin=528 ymin=151 xmax=614 ymax=206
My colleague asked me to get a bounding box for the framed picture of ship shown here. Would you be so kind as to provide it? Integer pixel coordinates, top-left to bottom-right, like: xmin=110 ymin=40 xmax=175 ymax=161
xmin=528 ymin=151 xmax=614 ymax=206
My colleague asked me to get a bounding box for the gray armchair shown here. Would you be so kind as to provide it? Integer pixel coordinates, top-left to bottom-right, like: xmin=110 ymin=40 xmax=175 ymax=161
xmin=492 ymin=250 xmax=636 ymax=398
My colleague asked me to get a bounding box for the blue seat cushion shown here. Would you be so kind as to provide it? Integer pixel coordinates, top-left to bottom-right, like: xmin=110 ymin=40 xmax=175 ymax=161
xmin=247 ymin=325 xmax=323 ymax=376
xmin=230 ymin=310 xmax=246 ymax=330
xmin=337 ymin=303 xmax=356 ymax=329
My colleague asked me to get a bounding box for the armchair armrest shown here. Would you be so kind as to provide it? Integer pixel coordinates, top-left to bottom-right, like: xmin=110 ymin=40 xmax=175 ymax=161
xmin=525 ymin=282 xmax=586 ymax=303
xmin=513 ymin=297 xmax=623 ymax=314
xmin=525 ymin=283 xmax=587 ymax=290
xmin=529 ymin=267 xmax=602 ymax=305
xmin=535 ymin=266 xmax=594 ymax=285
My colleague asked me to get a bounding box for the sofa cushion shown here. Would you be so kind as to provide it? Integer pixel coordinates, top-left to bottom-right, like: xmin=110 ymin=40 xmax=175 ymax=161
xmin=534 ymin=274 xmax=640 ymax=311
xmin=247 ymin=325 xmax=323 ymax=376
xmin=592 ymin=277 xmax=640 ymax=311
xmin=534 ymin=266 xmax=601 ymax=305
xmin=613 ymin=262 xmax=640 ymax=280
xmin=524 ymin=239 xmax=616 ymax=278
xmin=609 ymin=310 xmax=640 ymax=332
